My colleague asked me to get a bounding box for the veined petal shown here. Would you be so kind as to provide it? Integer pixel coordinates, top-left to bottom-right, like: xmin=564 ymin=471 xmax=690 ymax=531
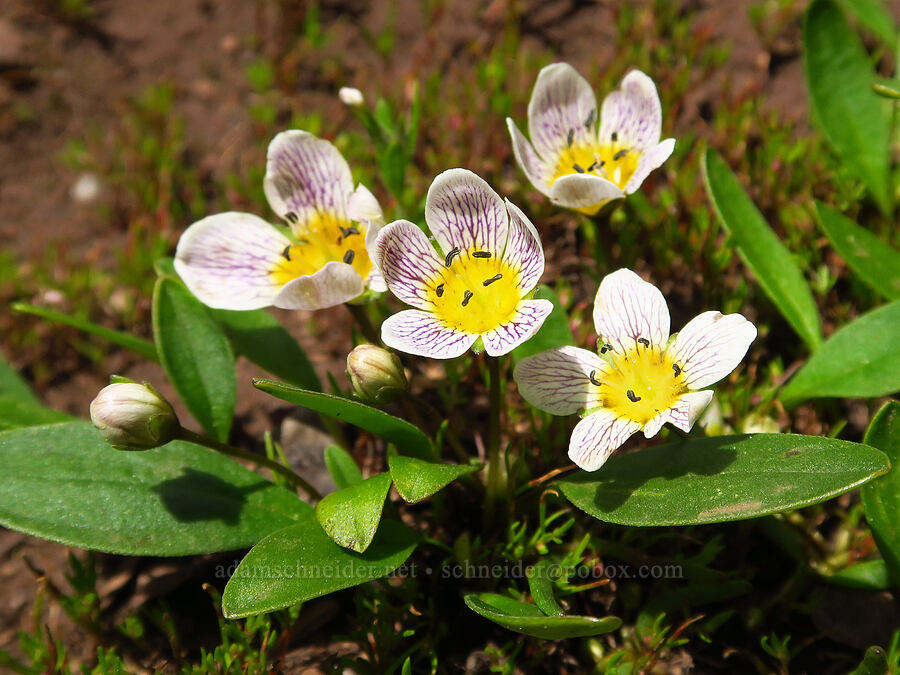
xmin=670 ymin=311 xmax=757 ymax=389
xmin=569 ymin=409 xmax=641 ymax=472
xmin=273 ymin=260 xmax=365 ymax=310
xmin=666 ymin=390 xmax=714 ymax=433
xmin=263 ymin=130 xmax=354 ymax=233
xmin=425 ymin=168 xmax=509 ymax=259
xmin=527 ymin=63 xmax=598 ymax=160
xmin=593 ymin=268 xmax=670 ymax=354
xmin=382 ymin=309 xmax=478 ymax=359
xmin=624 ymin=138 xmax=675 ymax=194
xmin=482 ymin=299 xmax=553 ymax=357
xmin=174 ymin=212 xmax=290 ymax=310
xmin=502 ymin=199 xmax=545 ymax=293
xmin=548 ymin=173 xmax=624 ymax=215
xmin=375 ymin=220 xmax=445 ymax=310
xmin=348 ymin=183 xmax=384 ymax=228
xmin=513 ymin=345 xmax=609 ymax=416
xmin=506 ymin=118 xmax=551 ymax=195
xmin=598 ymin=70 xmax=663 ymax=151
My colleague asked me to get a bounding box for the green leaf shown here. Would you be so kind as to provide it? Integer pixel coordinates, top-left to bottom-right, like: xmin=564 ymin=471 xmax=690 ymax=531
xmin=463 ymin=593 xmax=621 ymax=640
xmin=154 ymin=256 xmax=177 ymax=278
xmin=0 ymin=398 xmax=74 ymax=431
xmin=153 ymin=277 xmax=236 ymax=442
xmin=324 ymin=445 xmax=364 ymax=489
xmin=703 ymin=150 xmax=822 ymax=351
xmin=815 ymin=202 xmax=900 ymax=300
xmin=211 ymin=308 xmax=320 ymax=391
xmin=378 ymin=142 xmax=407 ymax=201
xmin=0 ymin=350 xmax=39 ymax=404
xmin=839 ymin=0 xmax=898 ymax=48
xmin=388 ymin=455 xmax=480 ymax=503
xmin=0 ymin=422 xmax=312 ymax=555
xmin=221 ymin=518 xmax=418 ymax=618
xmin=823 ymin=559 xmax=890 ymax=590
xmin=780 ymin=300 xmax=900 ymax=405
xmin=557 ymin=433 xmax=889 ymax=526
xmin=316 ymin=473 xmax=392 ymax=552
xmin=805 ymin=0 xmax=892 ymax=215
xmin=527 ymin=559 xmax=564 ymax=617
xmin=861 ymin=401 xmax=900 ymax=585
xmin=849 ymin=645 xmax=890 ymax=675
xmin=12 ymin=302 xmax=159 ymax=362
xmin=254 ymin=379 xmax=433 ymax=459
xmin=510 ymin=285 xmax=574 ymax=363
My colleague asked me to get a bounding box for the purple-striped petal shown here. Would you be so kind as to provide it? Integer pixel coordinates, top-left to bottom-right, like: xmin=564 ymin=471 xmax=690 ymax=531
xmin=669 ymin=311 xmax=757 ymax=390
xmin=375 ymin=220 xmax=444 ymax=310
xmin=482 ymin=299 xmax=553 ymax=357
xmin=665 ymin=390 xmax=714 ymax=433
xmin=593 ymin=268 xmax=670 ymax=354
xmin=502 ymin=199 xmax=544 ymax=293
xmin=263 ymin=130 xmax=354 ymax=234
xmin=506 ymin=118 xmax=551 ymax=195
xmin=382 ymin=309 xmax=478 ymax=359
xmin=598 ymin=70 xmax=663 ymax=151
xmin=513 ymin=346 xmax=609 ymax=416
xmin=425 ymin=168 xmax=509 ymax=259
xmin=527 ymin=63 xmax=598 ymax=160
xmin=174 ymin=212 xmax=289 ymax=310
xmin=624 ymin=138 xmax=675 ymax=194
xmin=548 ymin=173 xmax=624 ymax=215
xmin=273 ymin=260 xmax=365 ymax=310
xmin=569 ymin=410 xmax=641 ymax=472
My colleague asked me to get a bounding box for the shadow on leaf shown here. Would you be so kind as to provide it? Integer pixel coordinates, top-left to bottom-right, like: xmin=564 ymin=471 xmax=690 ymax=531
xmin=152 ymin=468 xmax=271 ymax=525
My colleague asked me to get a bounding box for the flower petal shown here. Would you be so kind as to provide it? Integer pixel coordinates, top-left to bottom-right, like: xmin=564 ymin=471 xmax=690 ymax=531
xmin=263 ymin=130 xmax=354 ymax=232
xmin=425 ymin=168 xmax=509 ymax=259
xmin=174 ymin=212 xmax=289 ymax=310
xmin=375 ymin=220 xmax=445 ymax=310
xmin=527 ymin=62 xmax=598 ymax=160
xmin=670 ymin=311 xmax=757 ymax=389
xmin=666 ymin=390 xmax=714 ymax=433
xmin=548 ymin=173 xmax=624 ymax=215
xmin=569 ymin=410 xmax=641 ymax=472
xmin=273 ymin=260 xmax=365 ymax=310
xmin=382 ymin=309 xmax=478 ymax=359
xmin=593 ymin=268 xmax=670 ymax=354
xmin=350 ymin=184 xmax=388 ymax=293
xmin=624 ymin=138 xmax=675 ymax=194
xmin=502 ymin=199 xmax=545 ymax=293
xmin=513 ymin=346 xmax=608 ymax=416
xmin=506 ymin=118 xmax=551 ymax=195
xmin=482 ymin=299 xmax=553 ymax=357
xmin=598 ymin=70 xmax=663 ymax=151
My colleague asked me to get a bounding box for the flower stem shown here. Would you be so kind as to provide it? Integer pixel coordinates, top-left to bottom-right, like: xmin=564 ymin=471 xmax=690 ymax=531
xmin=345 ymin=303 xmax=381 ymax=345
xmin=483 ymin=355 xmax=506 ymax=529
xmin=176 ymin=428 xmax=323 ymax=501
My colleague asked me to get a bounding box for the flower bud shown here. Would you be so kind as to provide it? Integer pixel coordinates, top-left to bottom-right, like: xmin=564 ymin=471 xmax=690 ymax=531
xmin=339 ymin=86 xmax=365 ymax=107
xmin=346 ymin=345 xmax=407 ymax=403
xmin=90 ymin=382 xmax=178 ymax=450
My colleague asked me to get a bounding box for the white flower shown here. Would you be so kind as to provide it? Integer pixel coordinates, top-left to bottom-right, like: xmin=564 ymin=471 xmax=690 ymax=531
xmin=174 ymin=130 xmax=386 ymax=311
xmin=507 ymin=63 xmax=675 ymax=215
xmin=514 ymin=269 xmax=756 ymax=471
xmin=339 ymin=87 xmax=365 ymax=107
xmin=374 ymin=168 xmax=552 ymax=359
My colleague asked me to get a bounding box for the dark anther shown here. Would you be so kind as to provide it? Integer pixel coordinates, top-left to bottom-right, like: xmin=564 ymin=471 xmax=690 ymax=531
xmin=281 ymin=246 xmax=292 ymax=261
xmin=462 ymin=290 xmax=474 ymax=306
xmin=472 ymin=251 xmax=492 ymax=258
xmin=589 ymin=370 xmax=602 ymax=386
xmin=613 ymin=149 xmax=629 ymax=161
xmin=587 ymin=161 xmax=597 ymax=172
xmin=343 ymin=250 xmax=355 ymax=265
xmin=598 ymin=160 xmax=606 ymax=168
xmin=436 ymin=283 xmax=445 ymax=297
xmin=340 ymin=226 xmax=360 ymax=237
xmin=626 ymin=389 xmax=642 ymax=403
xmin=672 ymin=363 xmax=681 ymax=377
xmin=637 ymin=337 xmax=650 ymax=347
xmin=483 ymin=274 xmax=502 ymax=286
xmin=611 ymin=131 xmax=618 ymax=142
xmin=585 ymin=109 xmax=596 ymax=128
xmin=572 ymin=163 xmax=585 ymax=174
xmin=599 ymin=343 xmax=612 ymax=354
xmin=285 ymin=211 xmax=299 ymax=223
xmin=567 ymin=128 xmax=574 ymax=147
xmin=445 ymin=247 xmax=461 ymax=267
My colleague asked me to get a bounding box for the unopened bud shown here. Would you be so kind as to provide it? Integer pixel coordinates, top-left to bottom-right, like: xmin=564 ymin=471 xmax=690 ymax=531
xmin=346 ymin=345 xmax=406 ymax=403
xmin=90 ymin=382 xmax=178 ymax=450
xmin=339 ymin=86 xmax=365 ymax=107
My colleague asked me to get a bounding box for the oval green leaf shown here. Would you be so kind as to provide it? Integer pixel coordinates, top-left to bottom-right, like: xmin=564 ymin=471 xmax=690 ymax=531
xmin=557 ymin=433 xmax=889 ymax=526
xmin=0 ymin=350 xmax=39 ymax=403
xmin=324 ymin=445 xmax=364 ymax=489
xmin=780 ymin=300 xmax=900 ymax=405
xmin=463 ymin=593 xmax=621 ymax=640
xmin=153 ymin=277 xmax=236 ymax=442
xmin=703 ymin=149 xmax=822 ymax=351
xmin=840 ymin=0 xmax=898 ymax=47
xmin=815 ymin=202 xmax=900 ymax=300
xmin=823 ymin=558 xmax=890 ymax=590
xmin=388 ymin=455 xmax=481 ymax=503
xmin=0 ymin=422 xmax=312 ymax=555
xmin=861 ymin=401 xmax=900 ymax=585
xmin=511 ymin=285 xmax=574 ymax=363
xmin=254 ymin=379 xmax=433 ymax=459
xmin=527 ymin=559 xmax=564 ymax=617
xmin=316 ymin=472 xmax=392 ymax=552
xmin=222 ymin=518 xmax=418 ymax=618
xmin=0 ymin=398 xmax=74 ymax=431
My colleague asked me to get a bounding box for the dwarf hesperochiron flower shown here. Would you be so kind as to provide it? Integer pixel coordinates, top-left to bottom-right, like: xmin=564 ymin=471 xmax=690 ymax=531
xmin=514 ymin=269 xmax=756 ymax=471
xmin=374 ymin=168 xmax=552 ymax=359
xmin=507 ymin=63 xmax=675 ymax=215
xmin=174 ymin=130 xmax=385 ymax=310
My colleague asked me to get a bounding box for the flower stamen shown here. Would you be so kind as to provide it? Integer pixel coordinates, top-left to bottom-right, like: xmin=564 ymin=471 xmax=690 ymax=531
xmin=436 ymin=283 xmax=445 ymax=297
xmin=340 ymin=226 xmax=360 ymax=237
xmin=343 ymin=250 xmax=355 ymax=265
xmin=445 ymin=247 xmax=462 ymax=267
xmin=567 ymin=128 xmax=574 ymax=147
xmin=282 ymin=246 xmax=292 ymax=261
xmin=589 ymin=370 xmax=603 ymax=387
xmin=626 ymin=389 xmax=641 ymax=402
xmin=462 ymin=290 xmax=474 ymax=306
xmin=672 ymin=363 xmax=681 ymax=377
xmin=483 ymin=274 xmax=503 ymax=286
xmin=472 ymin=251 xmax=492 ymax=259
xmin=637 ymin=337 xmax=650 ymax=347
xmin=285 ymin=211 xmax=299 ymax=224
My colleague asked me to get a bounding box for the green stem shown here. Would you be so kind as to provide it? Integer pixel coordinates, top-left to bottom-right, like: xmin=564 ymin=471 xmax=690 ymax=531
xmin=345 ymin=303 xmax=381 ymax=345
xmin=483 ymin=355 xmax=506 ymax=529
xmin=177 ymin=428 xmax=323 ymax=501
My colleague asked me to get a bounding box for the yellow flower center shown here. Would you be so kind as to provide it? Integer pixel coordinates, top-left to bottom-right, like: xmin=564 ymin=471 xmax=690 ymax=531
xmin=550 ymin=137 xmax=641 ymax=191
xmin=598 ymin=344 xmax=684 ymax=425
xmin=270 ymin=211 xmax=372 ymax=286
xmin=424 ymin=249 xmax=522 ymax=335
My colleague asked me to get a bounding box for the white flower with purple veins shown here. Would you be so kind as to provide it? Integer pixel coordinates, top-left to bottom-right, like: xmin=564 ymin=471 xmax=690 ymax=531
xmin=174 ymin=130 xmax=386 ymax=311
xmin=514 ymin=269 xmax=756 ymax=471
xmin=374 ymin=168 xmax=553 ymax=359
xmin=507 ymin=63 xmax=675 ymax=216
